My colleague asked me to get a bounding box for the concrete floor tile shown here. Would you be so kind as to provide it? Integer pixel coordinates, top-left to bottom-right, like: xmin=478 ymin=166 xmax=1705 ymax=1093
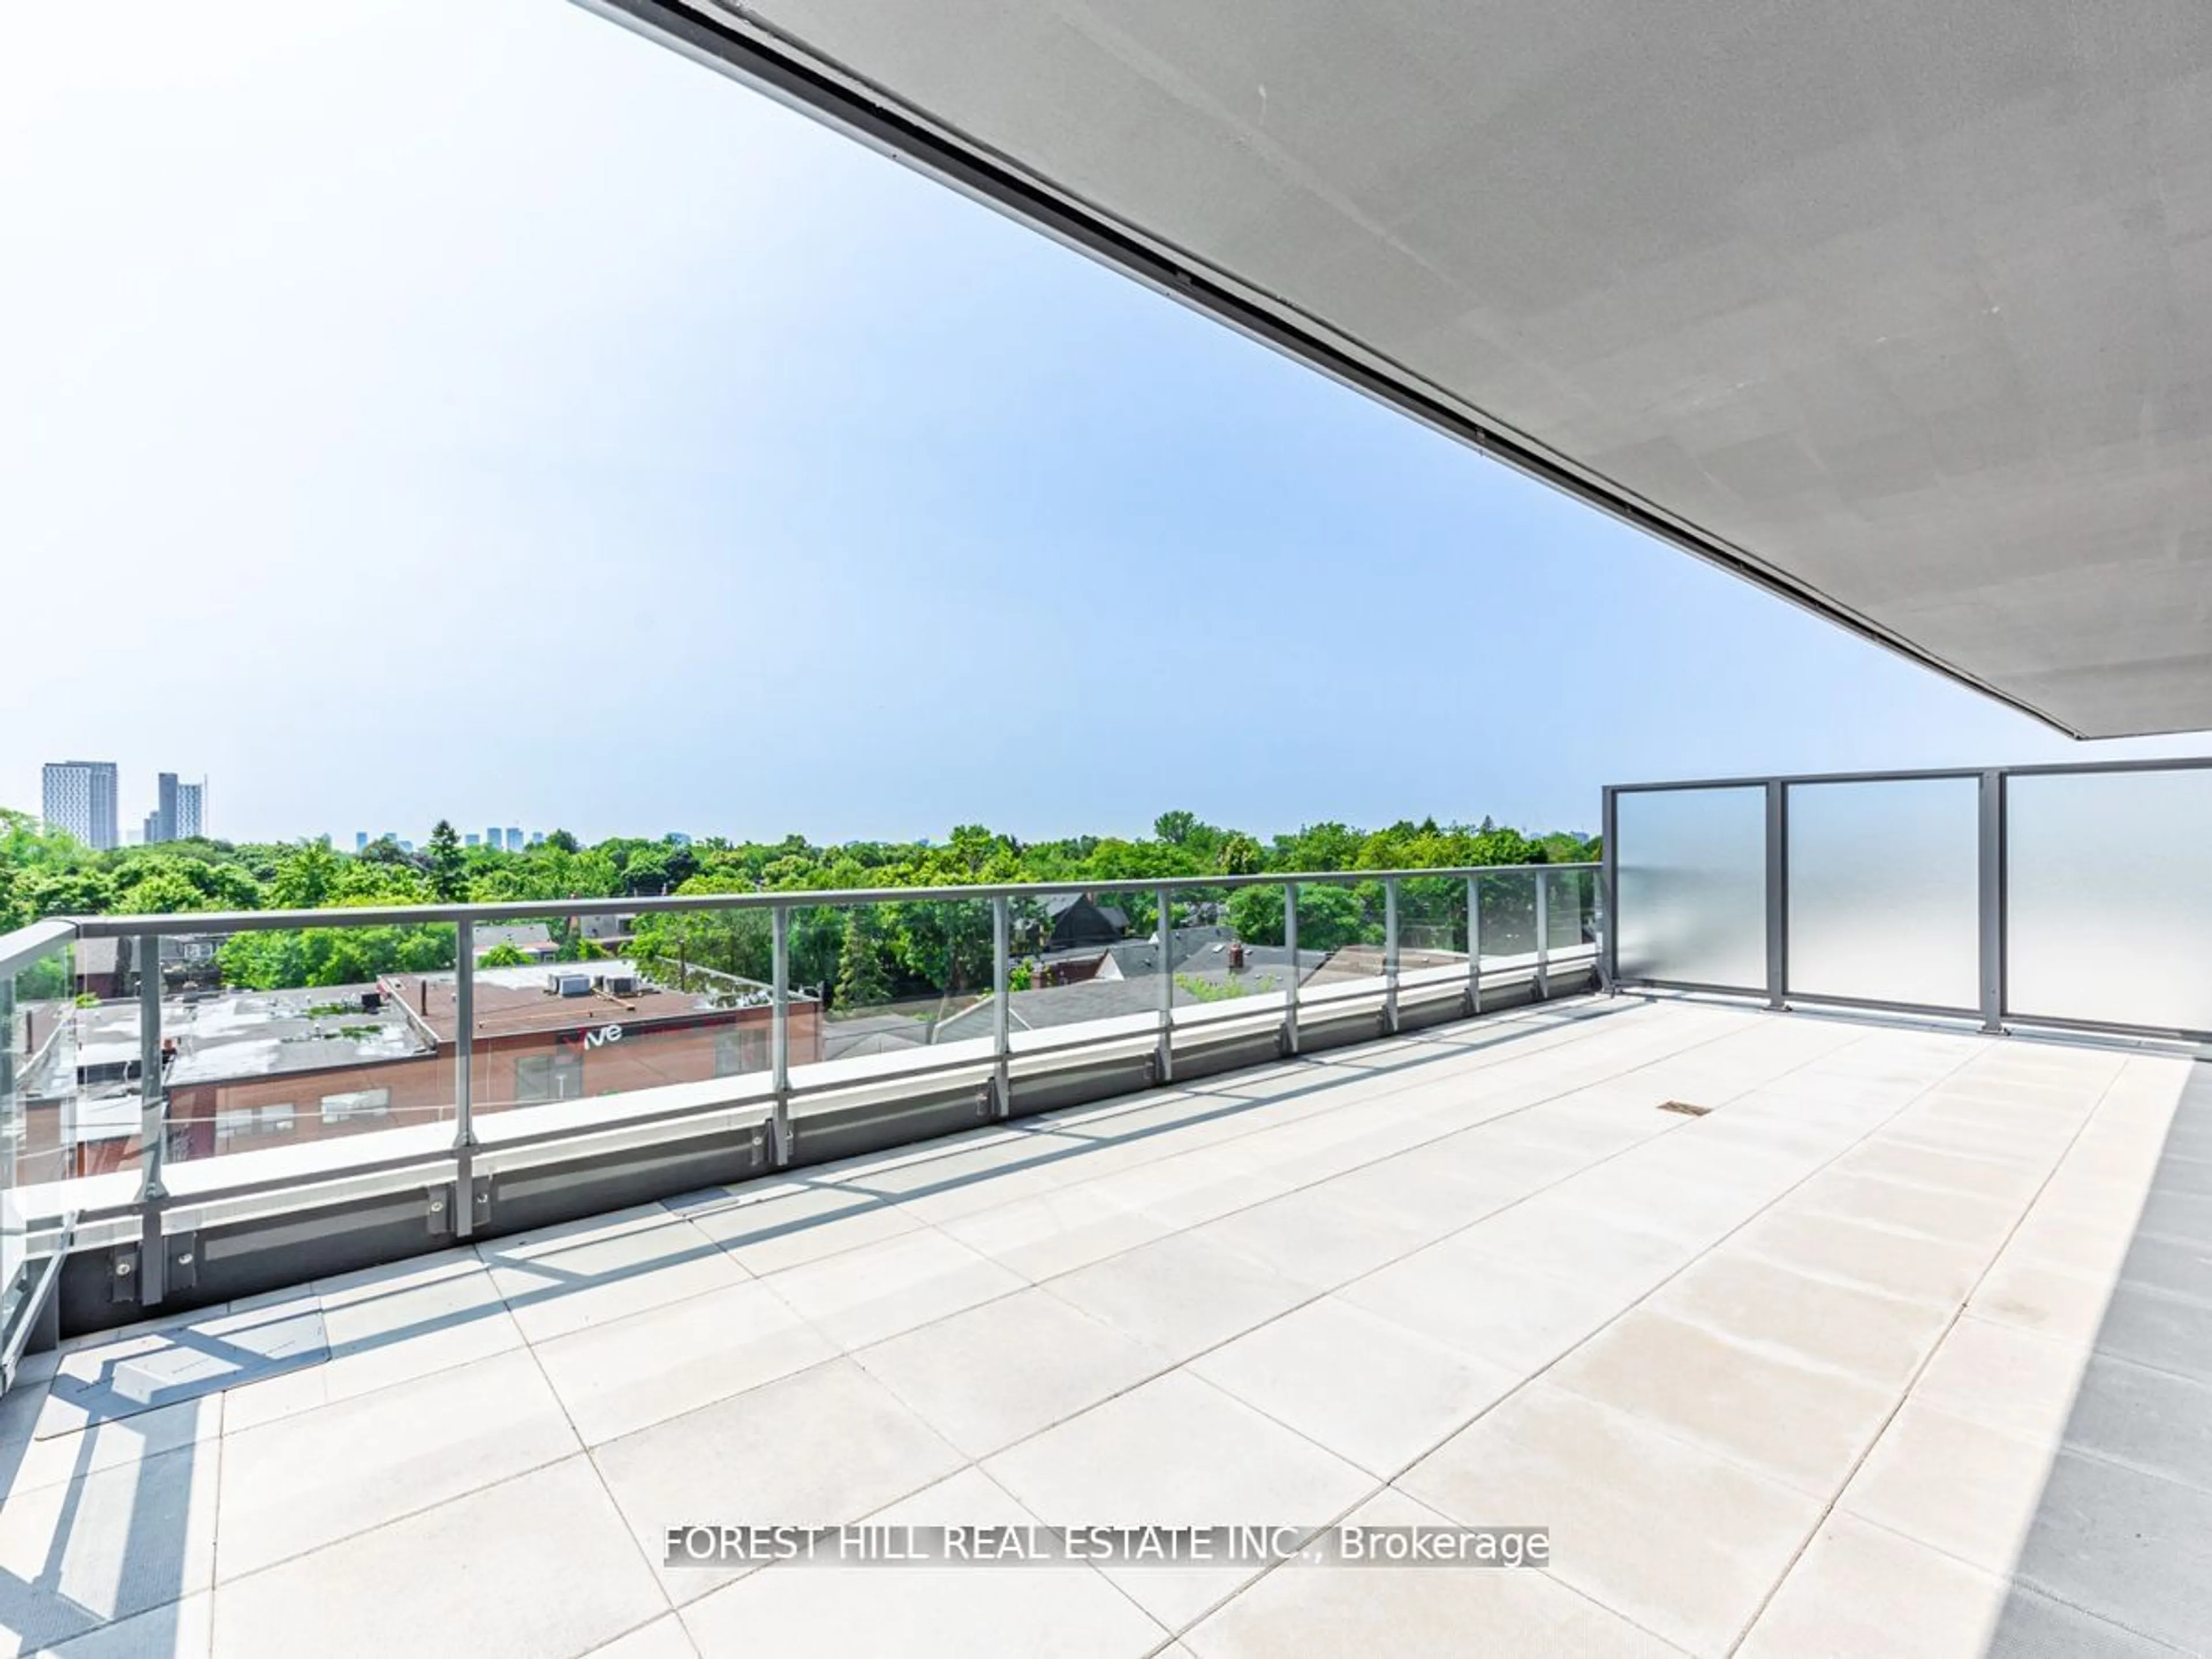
xmin=3 ymin=1397 xmax=222 ymax=1503
xmin=1190 ymin=1297 xmax=1519 ymax=1478
xmin=759 ymin=1230 xmax=1024 ymax=1352
xmin=2089 ymin=1281 xmax=2212 ymax=1385
xmin=1182 ymin=1184 xmax=1436 ymax=1293
xmin=578 ymin=1616 xmax=699 ymax=1659
xmin=1041 ymin=1232 xmax=1316 ymax=1361
xmin=32 ymin=1592 xmax=214 ymax=1659
xmin=1733 ymin=1207 xmax=1989 ymax=1309
xmin=1400 ymin=1382 xmax=1821 ymax=1656
xmin=1649 ymin=1253 xmax=1953 ymax=1389
xmin=533 ymin=1278 xmax=836 ymax=1445
xmin=209 ymin=1458 xmax=665 ymax=1659
xmin=590 ymin=1357 xmax=964 ymax=1605
xmin=937 ymin=1184 xmax=1173 ymax=1281
xmin=852 ymin=1287 xmax=1170 ymax=1459
xmin=1338 ymin=1240 xmax=1633 ymax=1374
xmin=1790 ymin=1170 xmax=2021 ymax=1250
xmin=679 ymin=1180 xmax=925 ymax=1275
xmin=1448 ymin=1197 xmax=1699 ymax=1301
xmin=1969 ymin=1254 xmax=2115 ymax=1348
xmin=1911 ymin=1316 xmax=2086 ymax=1445
xmin=1840 ymin=1402 xmax=2056 ymax=1573
xmin=2008 ymin=1447 xmax=2212 ymax=1650
xmin=1547 ymin=1309 xmax=1897 ymax=1495
xmin=214 ymin=1346 xmax=577 ymax=1580
xmin=0 ymin=1444 xmax=219 ymax=1654
xmin=983 ymin=1372 xmax=1373 ymax=1628
xmin=480 ymin=1210 xmax=745 ymax=1344
xmin=1738 ymin=1512 xmax=2016 ymax=1659
xmin=680 ymin=1554 xmax=1164 ymax=1659
xmin=1181 ymin=1491 xmax=1676 ymax=1659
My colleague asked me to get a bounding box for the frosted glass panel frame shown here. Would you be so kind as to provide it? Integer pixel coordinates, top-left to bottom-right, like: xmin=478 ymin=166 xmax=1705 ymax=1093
xmin=1615 ymin=787 xmax=1766 ymax=989
xmin=1785 ymin=778 xmax=1979 ymax=1010
xmin=2006 ymin=769 xmax=2212 ymax=1035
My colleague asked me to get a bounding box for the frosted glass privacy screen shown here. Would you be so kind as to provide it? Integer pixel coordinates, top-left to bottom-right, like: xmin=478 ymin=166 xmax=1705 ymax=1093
xmin=1786 ymin=778 xmax=1980 ymax=1010
xmin=2007 ymin=768 xmax=2212 ymax=1035
xmin=1615 ymin=787 xmax=1766 ymax=988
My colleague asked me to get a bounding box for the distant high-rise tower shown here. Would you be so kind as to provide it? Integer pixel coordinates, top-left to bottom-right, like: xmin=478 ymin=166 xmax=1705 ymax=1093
xmin=355 ymin=831 xmax=369 ymax=853
xmin=174 ymin=780 xmax=204 ymax=840
xmin=505 ymin=827 xmax=524 ymax=853
xmin=41 ymin=761 xmax=119 ymax=850
xmin=150 ymin=772 xmax=180 ymax=843
xmin=485 ymin=825 xmax=501 ymax=851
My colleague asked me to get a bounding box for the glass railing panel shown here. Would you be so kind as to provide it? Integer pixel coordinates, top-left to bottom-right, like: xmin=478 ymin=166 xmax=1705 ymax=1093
xmin=2007 ymin=767 xmax=2212 ymax=1033
xmin=558 ymin=907 xmax=781 ymax=1108
xmin=1396 ymin=875 xmax=1471 ymax=993
xmin=1475 ymin=869 xmax=1539 ymax=975
xmin=1786 ymin=778 xmax=1979 ymax=1010
xmin=791 ymin=896 xmax=994 ymax=1082
xmin=1292 ymin=878 xmax=1388 ymax=1010
xmin=7 ymin=934 xmax=139 ymax=1188
xmin=1614 ymin=786 xmax=1767 ymax=989
xmin=1166 ymin=883 xmax=1288 ymax=1029
xmin=154 ymin=921 xmax=457 ymax=1164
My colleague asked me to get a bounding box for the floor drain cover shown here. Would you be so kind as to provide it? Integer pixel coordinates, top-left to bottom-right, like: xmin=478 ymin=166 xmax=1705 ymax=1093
xmin=1658 ymin=1100 xmax=1711 ymax=1117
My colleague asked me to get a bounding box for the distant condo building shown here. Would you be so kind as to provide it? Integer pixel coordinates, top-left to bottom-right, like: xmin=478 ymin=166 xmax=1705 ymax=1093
xmin=506 ymin=827 xmax=524 ymax=852
xmin=41 ymin=760 xmax=120 ymax=850
xmin=143 ymin=772 xmax=206 ymax=843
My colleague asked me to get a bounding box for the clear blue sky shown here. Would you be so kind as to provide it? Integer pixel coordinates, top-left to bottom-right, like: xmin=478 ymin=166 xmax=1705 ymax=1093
xmin=4 ymin=1 xmax=2205 ymax=848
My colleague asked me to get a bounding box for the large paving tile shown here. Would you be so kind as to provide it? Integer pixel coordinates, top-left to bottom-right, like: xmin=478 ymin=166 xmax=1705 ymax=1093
xmin=851 ymin=1287 xmax=1169 ymax=1459
xmin=1547 ymin=1309 xmax=1897 ymax=1495
xmin=1400 ymin=1382 xmax=1821 ymax=1656
xmin=1789 ymin=1171 xmax=2021 ymax=1251
xmin=2089 ymin=1281 xmax=2212 ymax=1385
xmin=1075 ymin=1147 xmax=1294 ymax=1231
xmin=214 ymin=1346 xmax=578 ymax=1580
xmin=210 ymin=1457 xmax=666 ymax=1659
xmin=1910 ymin=1316 xmax=2087 ymax=1445
xmin=983 ymin=1372 xmax=1373 ymax=1628
xmin=1839 ymin=1402 xmax=2057 ymax=1573
xmin=1181 ymin=1489 xmax=1675 ymax=1658
xmin=1969 ymin=1253 xmax=2116 ymax=1348
xmin=1732 ymin=1207 xmax=1990 ymax=1310
xmin=480 ymin=1209 xmax=747 ymax=1343
xmin=31 ymin=1592 xmax=215 ymax=1659
xmin=1041 ymin=1231 xmax=1316 ymax=1361
xmin=2049 ymin=1351 xmax=2212 ymax=1492
xmin=758 ymin=1230 xmax=1024 ymax=1351
xmin=1738 ymin=1511 xmax=2164 ymax=1659
xmin=1647 ymin=1252 xmax=1953 ymax=1389
xmin=224 ymin=1253 xmax=523 ymax=1433
xmin=1190 ymin=1297 xmax=1519 ymax=1478
xmin=1448 ymin=1196 xmax=1700 ymax=1301
xmin=3 ymin=1395 xmax=223 ymax=1502
xmin=591 ymin=1357 xmax=965 ymax=1605
xmin=1830 ymin=1140 xmax=2048 ymax=1206
xmin=532 ymin=1278 xmax=837 ymax=1446
xmin=678 ymin=1180 xmax=925 ymax=1275
xmin=1181 ymin=1184 xmax=1437 ymax=1293
xmin=579 ymin=1617 xmax=699 ymax=1659
xmin=0 ymin=1443 xmax=220 ymax=1654
xmin=38 ymin=1304 xmax=325 ymax=1438
xmin=936 ymin=1183 xmax=1174 ymax=1281
xmin=1338 ymin=1241 xmax=1635 ymax=1374
xmin=680 ymin=1551 xmax=1164 ymax=1659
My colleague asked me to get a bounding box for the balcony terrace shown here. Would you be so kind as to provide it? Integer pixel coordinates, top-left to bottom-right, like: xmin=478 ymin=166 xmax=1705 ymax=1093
xmin=0 ymin=991 xmax=2204 ymax=1657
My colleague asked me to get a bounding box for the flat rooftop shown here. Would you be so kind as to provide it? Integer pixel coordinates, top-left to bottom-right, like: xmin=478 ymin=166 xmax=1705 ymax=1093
xmin=2 ymin=995 xmax=2204 ymax=1656
xmin=383 ymin=961 xmax=743 ymax=1044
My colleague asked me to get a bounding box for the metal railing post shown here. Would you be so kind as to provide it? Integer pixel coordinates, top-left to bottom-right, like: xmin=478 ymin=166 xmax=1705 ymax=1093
xmin=1533 ymin=869 xmax=1550 ymax=1000
xmin=1467 ymin=874 xmax=1483 ymax=1014
xmin=1978 ymin=770 xmax=2005 ymax=1034
xmin=137 ymin=932 xmax=167 ymax=1306
xmin=1155 ymin=885 xmax=1175 ymax=1085
xmin=1382 ymin=877 xmax=1401 ymax=1033
xmin=770 ymin=904 xmax=792 ymax=1164
xmin=452 ymin=918 xmax=476 ymax=1239
xmin=1599 ymin=787 xmax=1619 ymax=992
xmin=0 ymin=968 xmax=16 ymax=1199
xmin=1764 ymin=780 xmax=1788 ymax=1010
xmin=991 ymin=895 xmax=1012 ymax=1117
xmin=1282 ymin=882 xmax=1300 ymax=1056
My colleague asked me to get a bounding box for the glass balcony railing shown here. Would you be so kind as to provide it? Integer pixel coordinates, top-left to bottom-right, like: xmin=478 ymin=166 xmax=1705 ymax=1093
xmin=0 ymin=859 xmax=1599 ymax=1342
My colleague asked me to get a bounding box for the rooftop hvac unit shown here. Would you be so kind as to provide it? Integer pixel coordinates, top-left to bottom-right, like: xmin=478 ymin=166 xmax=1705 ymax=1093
xmin=597 ymin=974 xmax=638 ymax=997
xmin=359 ymin=991 xmax=382 ymax=1013
xmin=558 ymin=974 xmax=592 ymax=998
